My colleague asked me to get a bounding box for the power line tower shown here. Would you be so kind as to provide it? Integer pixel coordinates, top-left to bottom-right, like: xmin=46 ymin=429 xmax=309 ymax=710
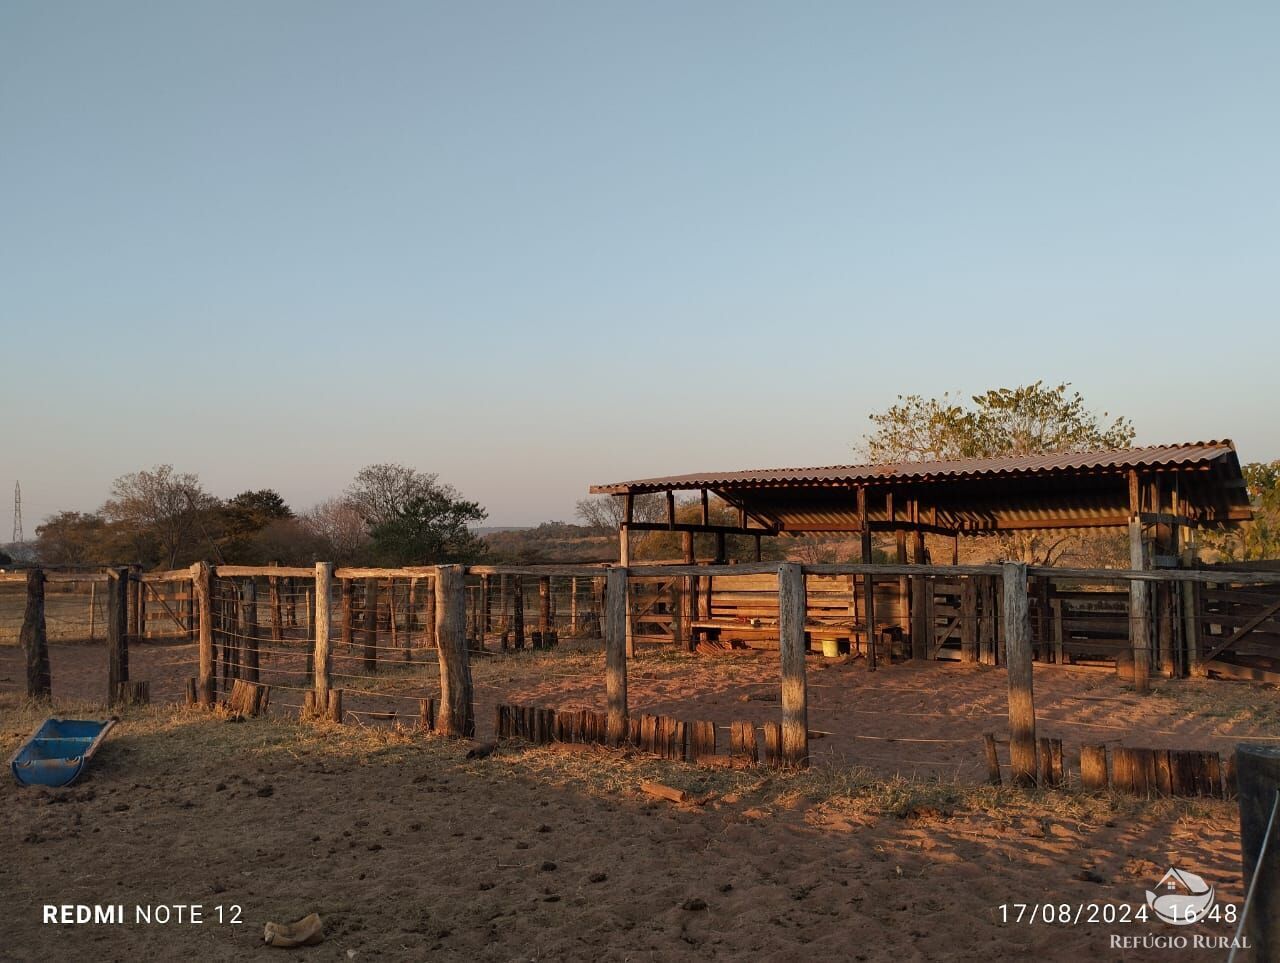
xmin=11 ymin=481 xmax=23 ymax=545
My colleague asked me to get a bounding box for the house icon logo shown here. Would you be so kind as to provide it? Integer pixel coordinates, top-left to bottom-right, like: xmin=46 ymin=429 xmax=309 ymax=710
xmin=1146 ymin=867 xmax=1216 ymax=926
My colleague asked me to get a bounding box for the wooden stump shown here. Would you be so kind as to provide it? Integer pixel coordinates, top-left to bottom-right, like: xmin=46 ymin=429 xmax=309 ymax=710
xmin=983 ymin=733 xmax=1002 ymax=786
xmin=691 ymin=720 xmax=717 ymax=763
xmin=1080 ymin=745 xmax=1109 ymax=791
xmin=730 ymin=721 xmax=758 ymax=766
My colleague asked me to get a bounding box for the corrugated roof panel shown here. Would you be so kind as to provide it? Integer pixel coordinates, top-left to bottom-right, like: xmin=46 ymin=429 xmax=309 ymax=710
xmin=589 ymin=441 xmax=1240 ymax=493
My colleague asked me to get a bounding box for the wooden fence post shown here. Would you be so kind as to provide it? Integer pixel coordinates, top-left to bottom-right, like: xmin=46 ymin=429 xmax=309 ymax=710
xmin=1237 ymin=745 xmax=1280 ymax=959
xmin=605 ymin=567 xmax=629 ymax=746
xmin=191 ymin=562 xmax=214 ymax=706
xmin=363 ymin=577 xmax=378 ymax=671
xmin=241 ymin=577 xmax=259 ymax=683
xmin=1002 ymin=561 xmax=1037 ymax=786
xmin=1129 ymin=517 xmax=1151 ymax=694
xmin=20 ymin=568 xmax=51 ymax=700
xmin=106 ymin=567 xmax=129 ymax=705
xmin=778 ymin=563 xmax=809 ymax=768
xmin=512 ymin=575 xmax=524 ymax=649
xmin=314 ymin=562 xmax=333 ymax=707
xmin=434 ymin=565 xmax=474 ymax=737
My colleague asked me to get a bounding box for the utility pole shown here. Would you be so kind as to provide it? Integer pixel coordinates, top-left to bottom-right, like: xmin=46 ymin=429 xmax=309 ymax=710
xmin=11 ymin=481 xmax=22 ymax=546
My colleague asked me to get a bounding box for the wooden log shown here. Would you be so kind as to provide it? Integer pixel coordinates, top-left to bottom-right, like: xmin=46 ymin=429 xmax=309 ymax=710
xmin=116 ymin=680 xmax=150 ymax=706
xmin=911 ymin=530 xmax=929 ymax=660
xmin=1002 ymin=562 xmax=1036 ymax=787
xmin=1038 ymin=737 xmax=1051 ymax=786
xmin=1129 ymin=517 xmax=1151 ymax=694
xmin=961 ymin=578 xmax=978 ymax=663
xmin=674 ymin=719 xmax=687 ymax=761
xmin=762 ymin=722 xmax=783 ymax=768
xmin=983 ymin=733 xmax=1002 ymax=785
xmin=185 ymin=677 xmax=198 ymax=707
xmin=858 ymin=489 xmax=877 ymax=672
xmin=1080 ymin=745 xmax=1109 ymax=791
xmin=269 ymin=565 xmax=283 ymax=642
xmin=778 ymin=563 xmax=809 ymax=768
xmin=434 ymin=565 xmax=474 ymax=738
xmin=1112 ymin=747 xmax=1156 ymax=795
xmin=1237 ymin=745 xmax=1280 ymax=958
xmin=640 ymin=780 xmax=688 ymax=804
xmin=106 ymin=568 xmax=129 ymax=704
xmin=420 ymin=697 xmax=436 ymax=732
xmin=363 ymin=577 xmax=378 ymax=672
xmin=19 ymin=568 xmax=51 ymax=701
xmin=512 ymin=575 xmax=525 ymax=649
xmin=692 ymin=720 xmax=717 ymax=763
xmin=1050 ymin=738 xmax=1064 ymax=787
xmin=302 ymin=689 xmax=316 ymax=720
xmin=128 ymin=567 xmax=141 ymax=640
xmin=313 ymin=562 xmax=333 ymax=705
xmin=730 ymin=721 xmax=758 ymax=766
xmin=327 ymin=688 xmax=343 ymax=724
xmin=240 ymin=578 xmax=259 ymax=683
xmin=190 ymin=562 xmax=214 ymax=706
xmin=605 ymin=567 xmax=629 ymax=746
xmin=340 ymin=578 xmax=353 ymax=647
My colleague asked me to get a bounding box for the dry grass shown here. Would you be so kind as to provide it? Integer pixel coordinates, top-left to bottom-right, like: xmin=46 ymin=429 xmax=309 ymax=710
xmin=1 ymin=693 xmax=1235 ymax=834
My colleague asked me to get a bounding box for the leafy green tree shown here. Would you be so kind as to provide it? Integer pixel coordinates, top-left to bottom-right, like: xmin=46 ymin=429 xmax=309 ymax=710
xmin=1205 ymin=461 xmax=1280 ymax=562
xmin=861 ymin=382 xmax=1135 ymax=564
xmin=368 ymin=492 xmax=488 ymax=565
xmin=347 ymin=464 xmax=489 ymax=564
xmin=864 ymin=381 xmax=1135 ymax=462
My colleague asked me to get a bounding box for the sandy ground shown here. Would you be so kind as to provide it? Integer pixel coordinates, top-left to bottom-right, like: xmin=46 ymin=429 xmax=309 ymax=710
xmin=0 ymin=698 xmax=1250 ymax=962
xmin=2 ymin=640 xmax=1272 ymax=960
xmin=4 ymin=638 xmax=1277 ymax=783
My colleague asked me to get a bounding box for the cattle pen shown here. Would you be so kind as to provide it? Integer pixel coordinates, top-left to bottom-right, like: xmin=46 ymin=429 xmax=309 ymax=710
xmin=5 ymin=553 xmax=1280 ymax=796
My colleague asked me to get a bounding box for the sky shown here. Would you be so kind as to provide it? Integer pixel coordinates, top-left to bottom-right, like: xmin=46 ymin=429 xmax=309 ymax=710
xmin=2 ymin=1 xmax=1277 ymax=530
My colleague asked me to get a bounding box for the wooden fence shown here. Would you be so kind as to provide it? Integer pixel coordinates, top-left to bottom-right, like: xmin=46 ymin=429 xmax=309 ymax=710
xmin=8 ymin=559 xmax=1280 ymax=780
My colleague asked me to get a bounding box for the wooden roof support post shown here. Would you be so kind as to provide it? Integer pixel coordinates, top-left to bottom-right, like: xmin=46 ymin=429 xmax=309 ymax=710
xmin=1002 ymin=561 xmax=1037 ymax=786
xmin=778 ymin=562 xmax=810 ymax=768
xmin=700 ymin=489 xmax=710 ymax=526
xmin=313 ymin=562 xmax=333 ymax=705
xmin=666 ymin=491 xmax=676 ymax=529
xmin=857 ymin=487 xmax=877 ymax=672
xmin=434 ymin=565 xmax=475 ymax=738
xmin=911 ymin=526 xmax=929 ymax=661
xmin=191 ymin=562 xmax=214 ymax=706
xmin=1127 ymin=470 xmax=1151 ymax=694
xmin=605 ymin=567 xmax=629 ymax=746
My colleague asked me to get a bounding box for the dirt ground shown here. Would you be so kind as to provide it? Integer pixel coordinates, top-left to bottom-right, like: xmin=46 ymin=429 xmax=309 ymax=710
xmin=4 ymin=638 xmax=1277 ymax=783
xmin=1 ymin=636 xmax=1271 ymax=961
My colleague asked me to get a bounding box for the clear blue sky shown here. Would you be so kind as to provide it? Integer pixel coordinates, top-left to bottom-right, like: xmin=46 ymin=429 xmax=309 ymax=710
xmin=2 ymin=1 xmax=1277 ymax=529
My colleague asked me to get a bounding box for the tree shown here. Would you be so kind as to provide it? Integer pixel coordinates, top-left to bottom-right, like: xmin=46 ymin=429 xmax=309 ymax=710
xmin=1204 ymin=461 xmax=1280 ymax=562
xmin=101 ymin=465 xmax=217 ymax=568
xmin=345 ymin=464 xmax=489 ymax=565
xmin=369 ymin=492 xmax=488 ymax=565
xmin=300 ymin=497 xmax=372 ymax=565
xmin=34 ymin=512 xmax=113 ymax=565
xmin=218 ymin=489 xmax=295 ymax=562
xmin=861 ymin=383 xmax=1136 ymax=565
xmin=575 ymin=493 xmax=666 ymax=555
xmin=863 ymin=382 xmax=1135 ymax=462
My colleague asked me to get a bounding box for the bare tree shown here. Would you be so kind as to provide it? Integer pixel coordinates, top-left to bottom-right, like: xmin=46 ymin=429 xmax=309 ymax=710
xmin=300 ymin=497 xmax=371 ymax=565
xmin=101 ymin=465 xmax=215 ymax=568
xmin=575 ymin=493 xmax=666 ymax=555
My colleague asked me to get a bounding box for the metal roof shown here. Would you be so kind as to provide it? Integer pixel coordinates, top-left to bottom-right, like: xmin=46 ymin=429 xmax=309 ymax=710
xmin=590 ymin=441 xmax=1242 ymax=494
